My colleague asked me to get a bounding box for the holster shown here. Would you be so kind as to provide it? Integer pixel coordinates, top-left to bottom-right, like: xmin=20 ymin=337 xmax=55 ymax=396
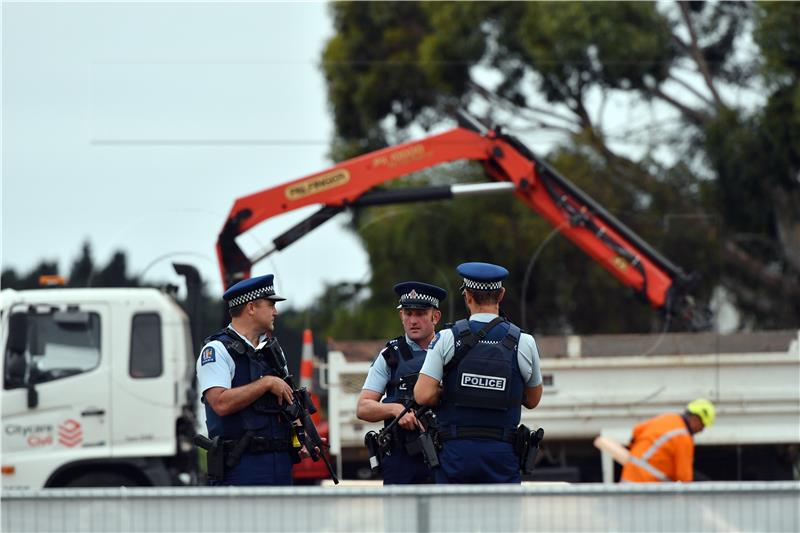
xmin=194 ymin=434 xmax=226 ymax=479
xmin=515 ymin=425 xmax=545 ymax=474
xmin=514 ymin=424 xmax=531 ymax=468
xmin=207 ymin=438 xmax=225 ymax=479
xmin=364 ymin=431 xmax=381 ymax=473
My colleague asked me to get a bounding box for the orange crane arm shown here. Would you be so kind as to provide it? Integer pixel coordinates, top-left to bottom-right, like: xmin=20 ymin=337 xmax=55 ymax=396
xmin=217 ymin=111 xmax=705 ymax=327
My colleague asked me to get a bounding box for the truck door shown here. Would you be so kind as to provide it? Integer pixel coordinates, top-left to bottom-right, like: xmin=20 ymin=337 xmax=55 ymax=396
xmin=2 ymin=304 xmax=111 ymax=489
xmin=110 ymin=311 xmax=177 ymax=453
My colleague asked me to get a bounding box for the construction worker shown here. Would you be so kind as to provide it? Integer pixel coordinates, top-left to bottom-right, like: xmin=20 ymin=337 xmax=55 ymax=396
xmin=195 ymin=274 xmax=296 ymax=486
xmin=620 ymin=398 xmax=716 ymax=483
xmin=415 ymin=262 xmax=543 ymax=484
xmin=357 ymin=281 xmax=447 ymax=484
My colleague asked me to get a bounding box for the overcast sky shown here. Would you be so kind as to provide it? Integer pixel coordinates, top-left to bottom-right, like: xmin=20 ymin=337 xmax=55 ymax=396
xmin=2 ymin=2 xmax=761 ymax=322
xmin=2 ymin=2 xmax=370 ymax=307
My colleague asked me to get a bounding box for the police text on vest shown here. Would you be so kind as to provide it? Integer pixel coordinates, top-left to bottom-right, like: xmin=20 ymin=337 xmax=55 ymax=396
xmin=461 ymin=373 xmax=507 ymax=391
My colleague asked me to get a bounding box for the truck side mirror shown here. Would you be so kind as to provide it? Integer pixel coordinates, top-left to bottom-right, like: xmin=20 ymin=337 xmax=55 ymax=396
xmin=24 ymin=360 xmax=42 ymax=408
xmin=6 ymin=313 xmax=40 ymax=407
xmin=27 ymin=376 xmax=39 ymax=408
xmin=4 ymin=314 xmax=29 ymax=389
xmin=7 ymin=313 xmax=28 ymax=354
xmin=4 ymin=352 xmax=26 ymax=389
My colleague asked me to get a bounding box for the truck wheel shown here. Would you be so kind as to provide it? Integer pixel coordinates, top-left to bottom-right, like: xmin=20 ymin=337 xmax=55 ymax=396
xmin=66 ymin=472 xmax=141 ymax=487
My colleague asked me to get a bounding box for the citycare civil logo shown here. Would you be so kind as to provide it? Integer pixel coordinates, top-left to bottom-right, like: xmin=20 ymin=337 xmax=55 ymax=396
xmin=58 ymin=419 xmax=83 ymax=447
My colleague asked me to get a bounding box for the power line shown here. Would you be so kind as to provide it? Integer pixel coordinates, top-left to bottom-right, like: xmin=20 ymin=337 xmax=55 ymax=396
xmin=91 ymin=139 xmax=330 ymax=146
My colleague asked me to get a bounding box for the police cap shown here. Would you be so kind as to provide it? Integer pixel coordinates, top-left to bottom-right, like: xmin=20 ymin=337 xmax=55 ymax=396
xmin=223 ymin=274 xmax=286 ymax=309
xmin=394 ymin=281 xmax=447 ymax=309
xmin=457 ymin=262 xmax=509 ymax=291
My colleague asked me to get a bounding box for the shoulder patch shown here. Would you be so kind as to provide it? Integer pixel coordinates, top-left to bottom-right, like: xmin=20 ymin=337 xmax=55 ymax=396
xmin=201 ymin=346 xmax=216 ymax=365
xmin=428 ymin=332 xmax=441 ymax=350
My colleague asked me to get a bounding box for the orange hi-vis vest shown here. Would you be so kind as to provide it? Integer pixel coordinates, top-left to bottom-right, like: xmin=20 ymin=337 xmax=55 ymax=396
xmin=620 ymin=413 xmax=694 ymax=482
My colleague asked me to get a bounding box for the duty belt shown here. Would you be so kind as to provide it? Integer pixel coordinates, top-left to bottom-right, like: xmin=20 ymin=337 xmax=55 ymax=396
xmin=438 ymin=426 xmax=517 ymax=443
xmin=223 ymin=436 xmax=291 ymax=454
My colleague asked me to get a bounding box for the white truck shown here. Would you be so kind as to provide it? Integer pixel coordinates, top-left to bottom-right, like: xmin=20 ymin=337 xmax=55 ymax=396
xmin=1 ymin=266 xmax=201 ymax=489
xmin=328 ymin=329 xmax=800 ymax=482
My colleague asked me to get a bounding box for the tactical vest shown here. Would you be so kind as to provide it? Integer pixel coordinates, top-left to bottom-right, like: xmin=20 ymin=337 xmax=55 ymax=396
xmin=437 ymin=319 xmax=524 ymax=432
xmin=203 ymin=328 xmax=290 ymax=441
xmin=378 ymin=335 xmax=428 ymax=447
xmin=381 ymin=336 xmax=426 ymax=404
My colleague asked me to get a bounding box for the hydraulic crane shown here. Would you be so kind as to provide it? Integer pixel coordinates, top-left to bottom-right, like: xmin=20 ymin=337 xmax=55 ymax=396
xmin=217 ymin=111 xmax=707 ymax=328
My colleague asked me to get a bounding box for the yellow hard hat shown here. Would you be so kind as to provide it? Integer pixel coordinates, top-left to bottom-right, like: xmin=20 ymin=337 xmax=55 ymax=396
xmin=687 ymin=398 xmax=716 ymax=428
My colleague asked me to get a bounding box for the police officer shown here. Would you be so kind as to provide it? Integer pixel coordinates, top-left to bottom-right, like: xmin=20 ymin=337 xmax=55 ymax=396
xmin=357 ymin=281 xmax=447 ymax=484
xmin=414 ymin=262 xmax=543 ymax=484
xmin=195 ymin=274 xmax=296 ymax=486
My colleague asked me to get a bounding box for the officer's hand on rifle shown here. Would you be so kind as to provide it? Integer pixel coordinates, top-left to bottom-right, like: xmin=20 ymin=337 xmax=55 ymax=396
xmin=299 ymin=437 xmax=328 ymax=459
xmin=262 ymin=375 xmax=294 ymax=405
xmin=391 ymin=403 xmax=422 ymax=431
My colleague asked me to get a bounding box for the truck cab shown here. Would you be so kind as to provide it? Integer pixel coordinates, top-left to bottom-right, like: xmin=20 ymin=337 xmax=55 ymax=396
xmin=1 ymin=287 xmax=198 ymax=488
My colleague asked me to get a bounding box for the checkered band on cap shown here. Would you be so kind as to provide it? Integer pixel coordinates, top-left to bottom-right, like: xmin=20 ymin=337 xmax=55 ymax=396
xmin=462 ymin=278 xmax=503 ymax=291
xmin=227 ymin=286 xmax=276 ymax=308
xmin=399 ymin=289 xmax=440 ymax=308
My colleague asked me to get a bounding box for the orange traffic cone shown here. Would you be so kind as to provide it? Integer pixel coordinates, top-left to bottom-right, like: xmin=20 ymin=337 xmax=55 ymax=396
xmin=300 ymin=329 xmax=315 ymax=392
xmin=301 ymin=329 xmax=322 ymax=425
xmin=292 ymin=329 xmax=331 ymax=482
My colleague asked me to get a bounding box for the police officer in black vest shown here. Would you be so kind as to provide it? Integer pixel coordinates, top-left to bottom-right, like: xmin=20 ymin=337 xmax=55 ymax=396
xmin=195 ymin=274 xmax=296 ymax=486
xmin=357 ymin=281 xmax=447 ymax=484
xmin=415 ymin=262 xmax=543 ymax=484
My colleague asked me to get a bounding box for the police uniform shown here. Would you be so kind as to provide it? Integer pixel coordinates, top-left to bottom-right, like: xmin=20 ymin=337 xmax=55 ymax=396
xmin=195 ymin=274 xmax=294 ymax=486
xmin=420 ymin=263 xmax=543 ymax=484
xmin=361 ymin=281 xmax=447 ymax=484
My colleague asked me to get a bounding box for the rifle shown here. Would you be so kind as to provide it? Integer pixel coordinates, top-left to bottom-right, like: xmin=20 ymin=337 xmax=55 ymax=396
xmin=258 ymin=337 xmax=340 ymax=485
xmin=370 ymin=319 xmax=505 ymax=471
xmin=404 ymin=405 xmax=440 ymax=469
xmin=364 ymin=373 xmax=441 ymax=473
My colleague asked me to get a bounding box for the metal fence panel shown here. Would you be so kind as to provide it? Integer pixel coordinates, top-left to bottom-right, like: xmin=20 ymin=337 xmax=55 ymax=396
xmin=3 ymin=482 xmax=799 ymax=533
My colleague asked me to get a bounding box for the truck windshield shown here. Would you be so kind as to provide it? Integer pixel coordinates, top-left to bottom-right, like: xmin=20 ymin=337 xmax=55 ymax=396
xmin=3 ymin=310 xmax=101 ymax=388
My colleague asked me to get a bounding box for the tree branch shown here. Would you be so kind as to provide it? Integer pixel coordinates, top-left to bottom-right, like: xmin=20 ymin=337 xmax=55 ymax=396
xmin=573 ymin=95 xmax=595 ymax=133
xmin=724 ymin=240 xmax=800 ymax=298
xmin=469 ymin=80 xmax=580 ymax=127
xmin=665 ymin=72 xmax=715 ymax=107
xmin=511 ymin=121 xmax=581 ymax=136
xmin=720 ymin=275 xmax=781 ymax=317
xmin=651 ymin=85 xmax=709 ymax=125
xmin=563 ymin=78 xmax=599 ymax=137
xmin=677 ymin=0 xmax=725 ymax=109
xmin=596 ymin=89 xmax=609 ymax=135
xmin=771 ymin=187 xmax=800 ymax=274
